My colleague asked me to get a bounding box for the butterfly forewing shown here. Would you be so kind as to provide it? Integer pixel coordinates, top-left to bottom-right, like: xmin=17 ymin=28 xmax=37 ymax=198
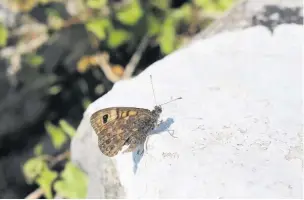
xmin=90 ymin=107 xmax=155 ymax=157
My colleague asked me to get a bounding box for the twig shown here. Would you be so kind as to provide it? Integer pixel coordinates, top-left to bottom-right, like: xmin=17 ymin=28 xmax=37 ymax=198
xmin=95 ymin=33 xmax=150 ymax=82
xmin=0 ymin=24 xmax=48 ymax=59
xmin=49 ymin=151 xmax=70 ymax=167
xmin=122 ymin=33 xmax=150 ymax=79
xmin=94 ymin=52 xmax=122 ymax=83
xmin=25 ymin=188 xmax=44 ymax=199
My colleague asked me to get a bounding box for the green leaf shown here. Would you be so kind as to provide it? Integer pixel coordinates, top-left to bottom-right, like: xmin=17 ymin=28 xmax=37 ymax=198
xmin=147 ymin=14 xmax=161 ymax=36
xmin=45 ymin=122 xmax=67 ymax=149
xmin=116 ymin=0 xmax=143 ymax=25
xmin=0 ymin=23 xmax=8 ymax=47
xmin=25 ymin=54 xmax=44 ymax=67
xmin=36 ymin=166 xmax=58 ymax=199
xmin=23 ymin=157 xmax=46 ymax=184
xmin=193 ymin=0 xmax=209 ymax=8
xmin=54 ymin=162 xmax=88 ymax=199
xmin=59 ymin=120 xmax=76 ymax=138
xmin=158 ymin=17 xmax=176 ymax=54
xmin=171 ymin=3 xmax=192 ymax=22
xmin=86 ymin=0 xmax=107 ymax=8
xmin=48 ymin=85 xmax=62 ymax=95
xmin=108 ymin=29 xmax=130 ymax=48
xmin=205 ymin=3 xmax=219 ymax=13
xmin=82 ymin=98 xmax=91 ymax=109
xmin=85 ymin=18 xmax=110 ymax=40
xmin=46 ymin=8 xmax=64 ymax=29
xmin=218 ymin=0 xmax=234 ymax=11
xmin=194 ymin=0 xmax=232 ymax=13
xmin=151 ymin=0 xmax=170 ymax=10
xmin=34 ymin=144 xmax=43 ymax=156
xmin=46 ymin=8 xmax=61 ymax=18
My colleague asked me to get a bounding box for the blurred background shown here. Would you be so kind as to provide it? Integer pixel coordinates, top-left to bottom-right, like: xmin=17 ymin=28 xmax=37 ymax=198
xmin=0 ymin=0 xmax=302 ymax=198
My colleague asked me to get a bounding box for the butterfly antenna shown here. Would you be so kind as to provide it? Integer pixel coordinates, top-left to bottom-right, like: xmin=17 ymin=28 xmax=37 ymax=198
xmin=160 ymin=97 xmax=182 ymax=106
xmin=150 ymin=75 xmax=158 ymax=105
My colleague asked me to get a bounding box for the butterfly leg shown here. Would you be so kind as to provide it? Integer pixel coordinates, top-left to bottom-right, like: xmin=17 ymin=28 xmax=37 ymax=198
xmin=168 ymin=130 xmax=177 ymax=138
xmin=156 ymin=120 xmax=164 ymax=127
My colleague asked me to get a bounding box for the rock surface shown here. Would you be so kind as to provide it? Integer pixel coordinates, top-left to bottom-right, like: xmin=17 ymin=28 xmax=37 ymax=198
xmin=71 ymin=24 xmax=303 ymax=198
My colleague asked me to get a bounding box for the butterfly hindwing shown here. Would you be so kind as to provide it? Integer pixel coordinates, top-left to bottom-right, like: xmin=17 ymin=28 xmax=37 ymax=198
xmin=90 ymin=107 xmax=154 ymax=157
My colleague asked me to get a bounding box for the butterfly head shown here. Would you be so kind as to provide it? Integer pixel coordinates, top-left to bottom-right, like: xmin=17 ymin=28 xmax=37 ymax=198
xmin=152 ymin=105 xmax=162 ymax=118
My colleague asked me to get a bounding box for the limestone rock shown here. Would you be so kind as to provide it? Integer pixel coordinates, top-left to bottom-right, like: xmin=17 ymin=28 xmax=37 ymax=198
xmin=71 ymin=24 xmax=303 ymax=198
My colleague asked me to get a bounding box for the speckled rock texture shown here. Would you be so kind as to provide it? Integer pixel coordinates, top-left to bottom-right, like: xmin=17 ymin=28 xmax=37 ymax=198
xmin=71 ymin=24 xmax=303 ymax=198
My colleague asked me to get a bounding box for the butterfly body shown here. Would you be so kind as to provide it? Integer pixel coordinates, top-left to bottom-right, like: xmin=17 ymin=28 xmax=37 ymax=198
xmin=90 ymin=106 xmax=162 ymax=157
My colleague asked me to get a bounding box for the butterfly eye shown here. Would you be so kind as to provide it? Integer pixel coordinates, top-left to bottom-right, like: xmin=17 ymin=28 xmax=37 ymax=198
xmin=102 ymin=114 xmax=109 ymax=123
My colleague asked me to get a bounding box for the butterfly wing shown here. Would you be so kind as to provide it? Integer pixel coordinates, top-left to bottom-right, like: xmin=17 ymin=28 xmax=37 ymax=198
xmin=90 ymin=107 xmax=153 ymax=157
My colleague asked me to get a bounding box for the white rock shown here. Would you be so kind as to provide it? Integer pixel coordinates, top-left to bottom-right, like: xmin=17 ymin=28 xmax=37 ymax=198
xmin=71 ymin=24 xmax=303 ymax=198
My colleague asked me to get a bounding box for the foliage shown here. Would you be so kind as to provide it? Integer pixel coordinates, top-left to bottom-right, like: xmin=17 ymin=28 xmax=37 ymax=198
xmin=116 ymin=0 xmax=143 ymax=26
xmin=0 ymin=23 xmax=8 ymax=47
xmin=23 ymin=157 xmax=58 ymax=198
xmin=46 ymin=8 xmax=64 ymax=30
xmin=83 ymin=0 xmax=235 ymax=54
xmin=48 ymin=85 xmax=62 ymax=95
xmin=45 ymin=121 xmax=68 ymax=149
xmin=25 ymin=54 xmax=44 ymax=67
xmin=34 ymin=144 xmax=43 ymax=156
xmin=59 ymin=120 xmax=76 ymax=138
xmin=23 ymin=157 xmax=46 ymax=184
xmin=82 ymin=97 xmax=92 ymax=109
xmin=23 ymin=121 xmax=87 ymax=199
xmin=85 ymin=18 xmax=110 ymax=40
xmin=194 ymin=0 xmax=235 ymax=12
xmin=108 ymin=29 xmax=131 ymax=48
xmin=36 ymin=165 xmax=58 ymax=199
xmin=54 ymin=162 xmax=88 ymax=198
xmin=86 ymin=0 xmax=108 ymax=9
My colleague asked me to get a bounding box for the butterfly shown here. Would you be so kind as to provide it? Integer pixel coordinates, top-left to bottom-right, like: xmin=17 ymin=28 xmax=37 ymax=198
xmin=90 ymin=76 xmax=181 ymax=157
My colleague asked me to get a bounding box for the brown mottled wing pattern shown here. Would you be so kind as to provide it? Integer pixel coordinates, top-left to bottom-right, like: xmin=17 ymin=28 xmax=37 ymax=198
xmin=90 ymin=107 xmax=154 ymax=157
